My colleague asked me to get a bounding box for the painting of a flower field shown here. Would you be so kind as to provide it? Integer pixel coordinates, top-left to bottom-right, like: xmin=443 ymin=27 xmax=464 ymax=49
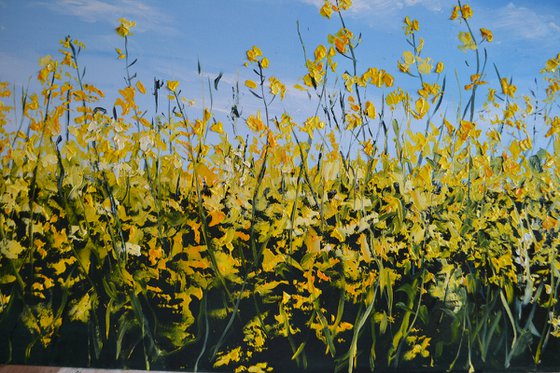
xmin=1 ymin=0 xmax=559 ymax=371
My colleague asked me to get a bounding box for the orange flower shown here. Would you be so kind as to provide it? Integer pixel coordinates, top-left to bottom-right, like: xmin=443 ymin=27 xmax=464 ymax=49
xmin=450 ymin=5 xmax=460 ymax=20
xmin=464 ymin=73 xmax=487 ymax=90
xmin=480 ymin=28 xmax=493 ymax=42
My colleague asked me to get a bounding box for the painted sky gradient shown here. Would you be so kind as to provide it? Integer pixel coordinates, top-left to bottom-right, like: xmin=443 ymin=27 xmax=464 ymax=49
xmin=0 ymin=0 xmax=559 ymax=143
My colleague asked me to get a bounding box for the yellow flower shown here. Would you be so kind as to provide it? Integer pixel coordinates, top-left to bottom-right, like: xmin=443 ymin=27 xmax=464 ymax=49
xmin=345 ymin=112 xmax=362 ymax=130
xmin=543 ymin=216 xmax=558 ymax=230
xmin=461 ymin=4 xmax=473 ymax=20
xmin=519 ymin=136 xmax=532 ymax=151
xmin=398 ymin=61 xmax=409 ymax=73
xmin=480 ymin=28 xmax=493 ymax=42
xmin=500 ymin=78 xmax=516 ymax=98
xmin=267 ymin=130 xmax=278 ymax=148
xmin=61 ymin=51 xmax=72 ymax=67
xmin=386 ymin=88 xmax=406 ymax=109
xmin=362 ymin=139 xmax=374 ymax=157
xmin=269 ymin=77 xmax=286 ymax=99
xmin=115 ymin=48 xmax=125 ymax=60
xmin=246 ymin=45 xmax=262 ymax=62
xmin=167 ymin=80 xmax=179 ymax=92
xmin=399 ymin=51 xmax=415 ymax=73
xmin=363 ymin=67 xmax=381 ymax=87
xmin=329 ymin=28 xmax=353 ymax=54
xmin=458 ymin=120 xmax=475 ymax=140
xmin=458 ymin=31 xmax=477 ymax=51
xmin=1 ymin=240 xmax=25 ymax=260
xmin=245 ymin=79 xmax=257 ymax=89
xmin=320 ymin=1 xmax=333 ymax=18
xmin=543 ymin=53 xmax=560 ymax=73
xmin=306 ymin=116 xmax=325 ymax=131
xmin=37 ymin=55 xmax=57 ymax=83
xmin=464 ymin=73 xmax=486 ymax=90
xmin=546 ymin=81 xmax=560 ymax=99
xmin=364 ymin=101 xmax=376 ymax=119
xmin=210 ymin=121 xmax=224 ymax=134
xmin=383 ymin=72 xmax=394 ymax=87
xmin=136 ymin=80 xmax=146 ymax=94
xmin=214 ymin=347 xmax=242 ymax=368
xmin=403 ymin=51 xmax=415 ymax=65
xmin=417 ymin=37 xmax=425 ymax=54
xmin=247 ymin=111 xmax=266 ymax=132
xmin=413 ymin=97 xmax=429 ymax=119
xmin=0 ymin=82 xmax=11 ymax=98
xmin=339 ymin=0 xmax=352 ymax=10
xmin=435 ymin=61 xmax=444 ymax=74
xmin=546 ymin=116 xmax=560 ymax=138
xmin=403 ymin=16 xmax=419 ymax=35
xmin=418 ymin=82 xmax=440 ymax=98
xmin=303 ymin=115 xmax=325 ymax=136
xmin=314 ymin=44 xmax=327 ymax=61
xmin=115 ymin=18 xmax=136 ymax=38
xmin=417 ymin=57 xmax=433 ymax=75
xmin=450 ymin=5 xmax=460 ymax=20
xmin=303 ymin=59 xmax=326 ymax=88
xmin=333 ymin=36 xmax=346 ymax=54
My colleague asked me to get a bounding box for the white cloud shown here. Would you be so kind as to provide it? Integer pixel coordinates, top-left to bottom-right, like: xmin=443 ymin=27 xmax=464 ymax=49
xmin=299 ymin=0 xmax=445 ymax=16
xmin=550 ymin=22 xmax=560 ymax=33
xmin=492 ymin=3 xmax=560 ymax=40
xmin=32 ymin=0 xmax=175 ymax=34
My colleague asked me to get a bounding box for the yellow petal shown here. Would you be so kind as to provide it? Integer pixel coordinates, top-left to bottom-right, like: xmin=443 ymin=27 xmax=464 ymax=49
xmin=167 ymin=80 xmax=179 ymax=92
xmin=245 ymin=79 xmax=257 ymax=89
xmin=364 ymin=101 xmax=376 ymax=119
xmin=210 ymin=121 xmax=224 ymax=134
xmin=136 ymin=80 xmax=146 ymax=94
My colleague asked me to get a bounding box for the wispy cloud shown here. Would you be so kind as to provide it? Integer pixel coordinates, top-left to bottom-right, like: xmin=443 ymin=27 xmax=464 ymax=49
xmin=32 ymin=0 xmax=175 ymax=34
xmin=491 ymin=2 xmax=560 ymax=41
xmin=300 ymin=0 xmax=445 ymax=16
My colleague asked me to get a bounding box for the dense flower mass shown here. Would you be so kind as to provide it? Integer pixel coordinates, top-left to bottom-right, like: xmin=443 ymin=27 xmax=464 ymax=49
xmin=0 ymin=1 xmax=559 ymax=372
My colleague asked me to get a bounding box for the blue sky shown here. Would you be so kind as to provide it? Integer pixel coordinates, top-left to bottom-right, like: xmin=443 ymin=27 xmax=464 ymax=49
xmin=1 ymin=0 xmax=559 ymax=143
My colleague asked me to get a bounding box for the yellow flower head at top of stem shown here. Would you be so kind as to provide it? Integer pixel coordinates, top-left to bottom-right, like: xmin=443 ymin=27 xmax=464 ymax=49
xmin=245 ymin=45 xmax=269 ymax=68
xmin=403 ymin=16 xmax=419 ymax=35
xmin=247 ymin=46 xmax=261 ymax=62
xmin=167 ymin=80 xmax=179 ymax=93
xmin=115 ymin=18 xmax=136 ymax=38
